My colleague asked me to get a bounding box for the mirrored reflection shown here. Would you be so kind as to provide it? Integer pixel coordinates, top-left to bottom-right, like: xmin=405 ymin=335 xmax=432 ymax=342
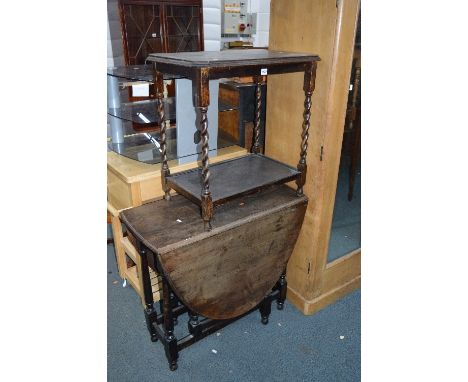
xmin=327 ymin=17 xmax=360 ymax=263
xmin=327 ymin=150 xmax=361 ymax=262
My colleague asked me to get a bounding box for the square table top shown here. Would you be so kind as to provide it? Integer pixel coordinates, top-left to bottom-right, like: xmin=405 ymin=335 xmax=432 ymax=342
xmin=146 ymin=49 xmax=320 ymax=68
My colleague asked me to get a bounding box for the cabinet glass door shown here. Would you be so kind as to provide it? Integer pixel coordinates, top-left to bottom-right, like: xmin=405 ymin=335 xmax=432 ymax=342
xmin=121 ymin=3 xmax=163 ymax=65
xmin=165 ymin=5 xmax=201 ymax=53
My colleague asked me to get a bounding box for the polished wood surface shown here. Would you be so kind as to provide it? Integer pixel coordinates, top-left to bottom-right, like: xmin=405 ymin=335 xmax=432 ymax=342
xmin=148 ymin=49 xmax=318 ymax=67
xmin=167 ymin=154 xmax=300 ymax=206
xmin=120 ymin=185 xmax=308 ymax=319
xmin=147 ymin=49 xmax=320 ymax=80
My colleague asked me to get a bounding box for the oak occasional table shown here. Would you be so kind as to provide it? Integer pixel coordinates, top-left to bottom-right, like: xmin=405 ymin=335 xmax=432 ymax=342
xmin=119 ymin=49 xmax=320 ymax=370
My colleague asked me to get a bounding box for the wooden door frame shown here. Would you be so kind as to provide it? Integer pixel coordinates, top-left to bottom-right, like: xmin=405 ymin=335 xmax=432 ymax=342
xmin=266 ymin=0 xmax=361 ymax=315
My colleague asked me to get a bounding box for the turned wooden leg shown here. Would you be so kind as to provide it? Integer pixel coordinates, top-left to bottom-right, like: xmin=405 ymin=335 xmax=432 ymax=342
xmin=188 ymin=309 xmax=201 ymax=336
xmin=296 ymin=62 xmax=317 ymax=196
xmin=251 ymin=75 xmax=264 ymax=154
xmin=276 ymin=271 xmax=287 ymax=310
xmin=162 ymin=276 xmax=178 ymax=371
xmin=193 ymin=68 xmax=213 ymax=230
xmin=199 ymin=105 xmax=213 ymax=231
xmin=170 ymin=292 xmax=179 ymax=326
xmin=159 ymin=299 xmax=164 ymax=316
xmin=138 ymin=244 xmax=158 ymax=342
xmin=259 ymin=297 xmax=272 ymax=325
xmin=154 ymin=69 xmax=171 ymax=201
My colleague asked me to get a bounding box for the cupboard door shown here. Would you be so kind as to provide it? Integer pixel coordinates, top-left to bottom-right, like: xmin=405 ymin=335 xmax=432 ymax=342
xmin=164 ymin=5 xmax=202 ymax=53
xmin=119 ymin=1 xmax=204 ymax=65
xmin=120 ymin=3 xmax=164 ymax=65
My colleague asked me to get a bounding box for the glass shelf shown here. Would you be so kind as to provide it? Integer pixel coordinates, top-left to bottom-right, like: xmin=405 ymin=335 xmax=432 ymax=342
xmin=107 ymin=65 xmax=182 ymax=82
xmin=107 ymin=64 xmax=239 ymax=165
xmin=108 ymin=128 xmax=239 ymax=165
xmin=108 ymin=97 xmax=237 ymax=125
xmin=167 ymin=154 xmax=301 ymax=206
xmin=108 ymin=98 xmax=176 ymax=124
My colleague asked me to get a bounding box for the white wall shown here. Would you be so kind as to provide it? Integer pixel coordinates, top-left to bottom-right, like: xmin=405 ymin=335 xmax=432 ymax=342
xmin=107 ymin=0 xmax=124 ymax=68
xmin=203 ymin=0 xmax=222 ymax=51
xmin=107 ymin=17 xmax=114 ymax=68
xmin=250 ymin=0 xmax=271 ymax=47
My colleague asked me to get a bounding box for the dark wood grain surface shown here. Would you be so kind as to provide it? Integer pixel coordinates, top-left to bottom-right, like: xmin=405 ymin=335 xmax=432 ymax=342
xmin=166 ymin=154 xmax=300 ymax=205
xmin=146 ymin=49 xmax=320 ymax=68
xmin=120 ymin=185 xmax=308 ymax=319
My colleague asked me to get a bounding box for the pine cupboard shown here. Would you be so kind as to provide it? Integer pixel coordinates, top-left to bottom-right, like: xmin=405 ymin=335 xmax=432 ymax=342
xmin=266 ymin=0 xmax=361 ymax=315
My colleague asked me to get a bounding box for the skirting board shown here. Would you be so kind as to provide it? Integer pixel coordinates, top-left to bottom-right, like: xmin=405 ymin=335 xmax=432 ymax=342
xmin=287 ymin=276 xmax=360 ymax=316
xmin=287 ymin=249 xmax=361 ymax=315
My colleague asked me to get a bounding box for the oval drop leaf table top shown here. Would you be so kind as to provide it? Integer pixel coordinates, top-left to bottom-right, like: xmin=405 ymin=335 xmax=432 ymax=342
xmin=120 ymin=185 xmax=308 ymax=319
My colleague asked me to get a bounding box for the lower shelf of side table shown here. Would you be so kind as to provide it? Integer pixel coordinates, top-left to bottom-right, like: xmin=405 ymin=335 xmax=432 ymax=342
xmin=166 ymin=153 xmax=300 ymax=206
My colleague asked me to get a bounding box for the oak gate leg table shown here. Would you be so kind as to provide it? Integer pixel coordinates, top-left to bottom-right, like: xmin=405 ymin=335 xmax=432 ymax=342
xmin=119 ymin=49 xmax=319 ymax=371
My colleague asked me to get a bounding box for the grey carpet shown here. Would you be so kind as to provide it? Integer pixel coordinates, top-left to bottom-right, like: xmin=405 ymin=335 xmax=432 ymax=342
xmin=107 ymin=244 xmax=360 ymax=381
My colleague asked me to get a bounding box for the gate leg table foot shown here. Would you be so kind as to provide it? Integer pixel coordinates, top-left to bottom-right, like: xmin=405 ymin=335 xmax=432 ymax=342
xmin=188 ymin=310 xmax=201 ymax=336
xmin=144 ymin=308 xmax=158 ymax=342
xmin=259 ymin=297 xmax=272 ymax=325
xmin=138 ymin=245 xmax=158 ymax=343
xmin=276 ymin=271 xmax=287 ymax=310
xmin=162 ymin=276 xmax=179 ymax=370
xmin=164 ymin=336 xmax=178 ymax=371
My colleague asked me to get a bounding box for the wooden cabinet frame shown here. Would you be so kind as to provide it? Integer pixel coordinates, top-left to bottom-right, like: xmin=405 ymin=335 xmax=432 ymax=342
xmin=267 ymin=0 xmax=361 ymax=315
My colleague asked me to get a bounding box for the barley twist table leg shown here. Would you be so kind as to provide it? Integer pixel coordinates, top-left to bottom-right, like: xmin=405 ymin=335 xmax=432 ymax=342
xmin=296 ymin=62 xmax=317 ymax=196
xmin=155 ymin=69 xmax=171 ymax=201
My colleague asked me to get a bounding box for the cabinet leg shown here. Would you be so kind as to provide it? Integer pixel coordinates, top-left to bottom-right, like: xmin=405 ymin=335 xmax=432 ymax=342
xmin=276 ymin=271 xmax=287 ymax=310
xmin=259 ymin=297 xmax=272 ymax=325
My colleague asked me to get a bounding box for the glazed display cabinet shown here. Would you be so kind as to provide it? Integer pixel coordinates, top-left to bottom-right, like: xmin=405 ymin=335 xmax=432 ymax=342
xmin=118 ymin=0 xmax=204 ymax=65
